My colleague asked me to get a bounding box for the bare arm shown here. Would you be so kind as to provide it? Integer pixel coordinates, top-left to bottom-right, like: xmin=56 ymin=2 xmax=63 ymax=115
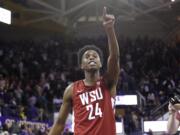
xmin=167 ymin=103 xmax=180 ymax=134
xmin=103 ymin=7 xmax=120 ymax=96
xmin=48 ymin=84 xmax=73 ymax=135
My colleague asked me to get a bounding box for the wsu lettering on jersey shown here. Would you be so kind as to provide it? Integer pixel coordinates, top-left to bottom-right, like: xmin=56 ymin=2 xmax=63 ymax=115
xmin=79 ymin=87 xmax=103 ymax=105
xmin=79 ymin=87 xmax=103 ymax=120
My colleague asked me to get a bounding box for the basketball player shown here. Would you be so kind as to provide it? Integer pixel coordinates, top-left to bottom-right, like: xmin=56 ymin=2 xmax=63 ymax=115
xmin=167 ymin=103 xmax=180 ymax=134
xmin=48 ymin=7 xmax=119 ymax=135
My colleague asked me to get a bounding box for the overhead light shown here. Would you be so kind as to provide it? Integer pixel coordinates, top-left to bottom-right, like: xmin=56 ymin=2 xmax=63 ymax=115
xmin=0 ymin=7 xmax=11 ymax=25
xmin=88 ymin=16 xmax=97 ymax=22
xmin=171 ymin=0 xmax=175 ymax=2
xmin=78 ymin=16 xmax=86 ymax=22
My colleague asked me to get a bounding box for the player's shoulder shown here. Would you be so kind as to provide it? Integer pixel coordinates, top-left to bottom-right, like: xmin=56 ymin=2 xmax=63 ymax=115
xmin=63 ymin=80 xmax=82 ymax=98
xmin=63 ymin=83 xmax=74 ymax=99
xmin=73 ymin=79 xmax=82 ymax=84
xmin=66 ymin=83 xmax=74 ymax=90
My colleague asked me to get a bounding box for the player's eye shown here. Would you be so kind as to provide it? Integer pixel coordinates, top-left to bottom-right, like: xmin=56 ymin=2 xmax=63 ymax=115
xmin=93 ymin=54 xmax=97 ymax=58
xmin=85 ymin=54 xmax=90 ymax=59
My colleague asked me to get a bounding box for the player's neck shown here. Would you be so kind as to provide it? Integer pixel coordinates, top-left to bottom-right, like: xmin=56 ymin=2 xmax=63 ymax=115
xmin=84 ymin=71 xmax=100 ymax=86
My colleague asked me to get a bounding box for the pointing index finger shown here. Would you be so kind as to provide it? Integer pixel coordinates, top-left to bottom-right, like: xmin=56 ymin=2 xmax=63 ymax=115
xmin=103 ymin=7 xmax=107 ymax=18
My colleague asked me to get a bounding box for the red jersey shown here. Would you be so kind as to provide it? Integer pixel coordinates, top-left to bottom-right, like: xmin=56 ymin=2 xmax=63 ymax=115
xmin=72 ymin=77 xmax=116 ymax=135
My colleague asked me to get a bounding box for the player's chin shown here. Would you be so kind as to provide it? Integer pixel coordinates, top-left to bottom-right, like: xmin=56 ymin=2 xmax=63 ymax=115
xmin=86 ymin=67 xmax=99 ymax=72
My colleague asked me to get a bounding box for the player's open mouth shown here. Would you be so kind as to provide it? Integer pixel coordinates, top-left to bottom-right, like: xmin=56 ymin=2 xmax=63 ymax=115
xmin=88 ymin=61 xmax=96 ymax=65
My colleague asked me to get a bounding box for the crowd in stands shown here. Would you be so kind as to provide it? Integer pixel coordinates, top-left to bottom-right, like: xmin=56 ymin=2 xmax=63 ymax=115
xmin=120 ymin=37 xmax=179 ymax=133
xmin=0 ymin=36 xmax=179 ymax=134
xmin=0 ymin=119 xmax=50 ymax=135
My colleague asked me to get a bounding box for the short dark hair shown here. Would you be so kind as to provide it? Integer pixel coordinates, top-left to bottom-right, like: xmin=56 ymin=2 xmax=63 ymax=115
xmin=77 ymin=45 xmax=103 ymax=66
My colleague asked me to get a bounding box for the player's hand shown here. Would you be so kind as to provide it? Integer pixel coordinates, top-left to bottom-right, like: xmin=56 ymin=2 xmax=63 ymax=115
xmin=169 ymin=103 xmax=176 ymax=113
xmin=173 ymin=103 xmax=180 ymax=110
xmin=102 ymin=7 xmax=115 ymax=31
xmin=168 ymin=103 xmax=180 ymax=114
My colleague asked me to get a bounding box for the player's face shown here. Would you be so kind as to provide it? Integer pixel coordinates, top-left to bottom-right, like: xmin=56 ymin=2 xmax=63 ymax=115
xmin=81 ymin=50 xmax=102 ymax=71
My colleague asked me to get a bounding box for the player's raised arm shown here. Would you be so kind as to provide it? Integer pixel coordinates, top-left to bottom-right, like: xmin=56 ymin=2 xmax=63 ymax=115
xmin=167 ymin=103 xmax=180 ymax=134
xmin=103 ymin=7 xmax=120 ymax=94
xmin=48 ymin=84 xmax=73 ymax=135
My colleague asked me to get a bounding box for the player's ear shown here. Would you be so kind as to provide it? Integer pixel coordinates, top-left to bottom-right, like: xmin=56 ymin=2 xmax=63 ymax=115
xmin=99 ymin=61 xmax=102 ymax=68
xmin=80 ymin=56 xmax=84 ymax=69
xmin=81 ymin=63 xmax=84 ymax=70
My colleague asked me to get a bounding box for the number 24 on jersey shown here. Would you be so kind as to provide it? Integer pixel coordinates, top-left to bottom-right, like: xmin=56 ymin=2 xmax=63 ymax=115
xmin=86 ymin=103 xmax=102 ymax=120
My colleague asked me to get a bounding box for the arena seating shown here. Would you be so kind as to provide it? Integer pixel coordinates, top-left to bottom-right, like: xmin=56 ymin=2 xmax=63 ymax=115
xmin=0 ymin=37 xmax=179 ymax=134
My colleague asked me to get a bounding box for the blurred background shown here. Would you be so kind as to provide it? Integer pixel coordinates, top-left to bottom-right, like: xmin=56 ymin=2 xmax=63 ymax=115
xmin=0 ymin=0 xmax=180 ymax=134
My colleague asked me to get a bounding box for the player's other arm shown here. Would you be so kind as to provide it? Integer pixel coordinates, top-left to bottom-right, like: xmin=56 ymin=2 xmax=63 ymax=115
xmin=167 ymin=103 xmax=180 ymax=134
xmin=103 ymin=7 xmax=120 ymax=96
xmin=48 ymin=84 xmax=73 ymax=135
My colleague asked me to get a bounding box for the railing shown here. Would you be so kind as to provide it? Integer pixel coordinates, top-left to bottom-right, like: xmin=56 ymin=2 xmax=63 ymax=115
xmin=150 ymin=101 xmax=169 ymax=120
xmin=136 ymin=90 xmax=146 ymax=111
xmin=136 ymin=90 xmax=169 ymax=120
